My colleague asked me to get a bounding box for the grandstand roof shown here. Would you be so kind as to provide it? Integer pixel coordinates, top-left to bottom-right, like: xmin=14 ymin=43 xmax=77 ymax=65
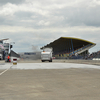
xmin=41 ymin=37 xmax=96 ymax=54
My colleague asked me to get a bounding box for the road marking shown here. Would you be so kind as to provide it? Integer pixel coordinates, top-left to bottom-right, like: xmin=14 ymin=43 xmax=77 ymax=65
xmin=0 ymin=65 xmax=13 ymax=76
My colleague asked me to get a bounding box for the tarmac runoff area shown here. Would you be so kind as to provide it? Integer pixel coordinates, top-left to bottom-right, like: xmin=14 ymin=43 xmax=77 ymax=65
xmin=0 ymin=60 xmax=100 ymax=100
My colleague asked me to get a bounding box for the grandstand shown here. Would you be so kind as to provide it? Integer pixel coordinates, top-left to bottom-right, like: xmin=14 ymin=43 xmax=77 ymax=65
xmin=41 ymin=37 xmax=96 ymax=59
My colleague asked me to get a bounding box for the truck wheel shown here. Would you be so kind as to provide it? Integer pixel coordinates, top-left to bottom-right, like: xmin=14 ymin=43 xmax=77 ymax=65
xmin=42 ymin=60 xmax=44 ymax=62
xmin=49 ymin=59 xmax=52 ymax=62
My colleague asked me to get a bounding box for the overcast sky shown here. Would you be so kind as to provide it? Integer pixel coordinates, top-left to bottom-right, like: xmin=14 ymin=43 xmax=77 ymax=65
xmin=0 ymin=0 xmax=100 ymax=53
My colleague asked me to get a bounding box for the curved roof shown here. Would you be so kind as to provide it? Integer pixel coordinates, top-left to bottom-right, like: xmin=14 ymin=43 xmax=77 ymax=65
xmin=41 ymin=37 xmax=96 ymax=54
xmin=61 ymin=37 xmax=95 ymax=45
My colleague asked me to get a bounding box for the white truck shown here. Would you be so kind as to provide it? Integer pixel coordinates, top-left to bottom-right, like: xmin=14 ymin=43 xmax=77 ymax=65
xmin=41 ymin=47 xmax=53 ymax=62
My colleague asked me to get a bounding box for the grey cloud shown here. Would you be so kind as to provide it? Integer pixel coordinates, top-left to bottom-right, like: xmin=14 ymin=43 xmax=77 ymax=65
xmin=0 ymin=0 xmax=25 ymax=5
xmin=15 ymin=11 xmax=33 ymax=18
xmin=57 ymin=6 xmax=100 ymax=27
xmin=0 ymin=16 xmax=6 ymax=24
xmin=1 ymin=0 xmax=100 ymax=28
xmin=0 ymin=12 xmax=34 ymax=27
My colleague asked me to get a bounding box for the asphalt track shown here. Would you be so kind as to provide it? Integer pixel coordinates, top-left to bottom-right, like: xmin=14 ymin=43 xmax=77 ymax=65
xmin=0 ymin=61 xmax=100 ymax=100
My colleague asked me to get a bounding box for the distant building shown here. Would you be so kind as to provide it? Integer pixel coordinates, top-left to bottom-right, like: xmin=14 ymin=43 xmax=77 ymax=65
xmin=19 ymin=52 xmax=41 ymax=60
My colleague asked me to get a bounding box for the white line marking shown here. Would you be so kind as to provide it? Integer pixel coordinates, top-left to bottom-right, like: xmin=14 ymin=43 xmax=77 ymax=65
xmin=0 ymin=65 xmax=13 ymax=76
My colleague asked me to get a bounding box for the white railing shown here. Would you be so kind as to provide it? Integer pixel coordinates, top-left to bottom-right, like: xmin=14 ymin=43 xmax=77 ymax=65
xmin=69 ymin=44 xmax=93 ymax=56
